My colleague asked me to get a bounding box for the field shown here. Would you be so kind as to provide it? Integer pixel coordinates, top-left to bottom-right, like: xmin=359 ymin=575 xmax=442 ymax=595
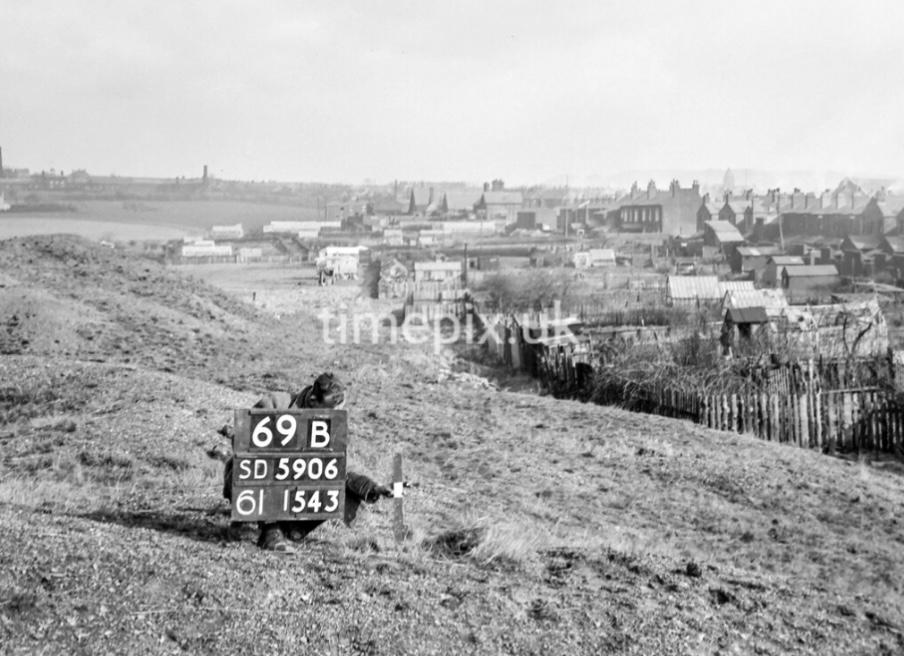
xmin=0 ymin=200 xmax=322 ymax=242
xmin=1 ymin=235 xmax=904 ymax=655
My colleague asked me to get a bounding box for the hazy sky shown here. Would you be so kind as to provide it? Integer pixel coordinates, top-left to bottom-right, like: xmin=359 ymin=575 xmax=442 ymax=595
xmin=2 ymin=1 xmax=903 ymax=186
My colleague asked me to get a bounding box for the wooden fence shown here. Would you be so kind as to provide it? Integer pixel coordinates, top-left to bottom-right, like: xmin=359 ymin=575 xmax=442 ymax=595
xmin=594 ymin=379 xmax=904 ymax=453
xmin=476 ymin=312 xmax=592 ymax=392
xmin=402 ymin=281 xmax=469 ymax=322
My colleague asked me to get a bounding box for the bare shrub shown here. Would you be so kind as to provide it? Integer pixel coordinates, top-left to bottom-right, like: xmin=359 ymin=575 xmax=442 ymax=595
xmin=474 ymin=269 xmax=573 ymax=313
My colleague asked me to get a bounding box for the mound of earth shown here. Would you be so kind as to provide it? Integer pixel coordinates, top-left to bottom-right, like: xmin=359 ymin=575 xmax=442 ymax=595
xmin=1 ymin=235 xmax=903 ymax=655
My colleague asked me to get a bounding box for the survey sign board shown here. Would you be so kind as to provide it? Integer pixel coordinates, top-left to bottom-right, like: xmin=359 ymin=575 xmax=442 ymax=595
xmin=230 ymin=409 xmax=347 ymax=522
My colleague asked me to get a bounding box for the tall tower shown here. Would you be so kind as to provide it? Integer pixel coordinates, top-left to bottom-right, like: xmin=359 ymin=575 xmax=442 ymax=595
xmin=0 ymin=146 xmax=4 ymax=178
xmin=722 ymin=168 xmax=735 ymax=194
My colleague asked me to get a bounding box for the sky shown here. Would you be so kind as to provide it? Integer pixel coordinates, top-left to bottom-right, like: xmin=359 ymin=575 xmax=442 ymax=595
xmin=2 ymin=1 xmax=904 ymax=187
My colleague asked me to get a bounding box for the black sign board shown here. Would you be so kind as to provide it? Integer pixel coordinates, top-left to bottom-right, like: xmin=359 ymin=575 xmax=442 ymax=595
xmin=230 ymin=409 xmax=347 ymax=522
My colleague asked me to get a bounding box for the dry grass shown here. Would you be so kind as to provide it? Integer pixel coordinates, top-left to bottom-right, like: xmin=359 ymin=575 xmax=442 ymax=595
xmin=2 ymin=237 xmax=904 ymax=655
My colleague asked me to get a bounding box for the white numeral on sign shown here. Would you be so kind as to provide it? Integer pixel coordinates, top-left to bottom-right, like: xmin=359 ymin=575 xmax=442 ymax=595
xmin=293 ymin=459 xmax=306 ymax=478
xmin=281 ymin=488 xmax=341 ymax=513
xmin=251 ymin=417 xmax=273 ymax=448
xmin=325 ymin=490 xmax=339 ymax=512
xmin=275 ymin=457 xmax=290 ymax=480
xmin=276 ymin=415 xmax=297 ymax=445
xmin=324 ymin=459 xmax=338 ymax=480
xmin=308 ymin=459 xmax=323 ymax=480
xmin=308 ymin=490 xmax=322 ymax=512
xmin=235 ymin=489 xmax=263 ymax=516
xmin=290 ymin=490 xmax=306 ymax=513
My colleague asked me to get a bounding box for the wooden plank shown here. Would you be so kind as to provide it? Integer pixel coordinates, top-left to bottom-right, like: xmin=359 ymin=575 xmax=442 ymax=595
xmin=800 ymin=393 xmax=809 ymax=449
xmin=392 ymin=453 xmax=406 ymax=543
xmin=731 ymin=394 xmax=738 ymax=434
xmin=842 ymin=393 xmax=852 ymax=451
xmin=814 ymin=389 xmax=822 ymax=450
xmin=826 ymin=393 xmax=836 ymax=454
xmin=760 ymin=392 xmax=768 ymax=441
xmin=772 ymin=394 xmax=780 ymax=442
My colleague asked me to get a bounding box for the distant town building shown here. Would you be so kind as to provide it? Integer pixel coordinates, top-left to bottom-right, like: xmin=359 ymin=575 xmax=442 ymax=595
xmin=413 ymin=260 xmax=463 ymax=283
xmin=181 ymin=241 xmax=233 ymax=258
xmin=383 ymin=228 xmax=404 ymax=246
xmin=441 ymin=191 xmax=483 ymax=218
xmin=210 ymin=223 xmax=244 ymax=240
xmin=729 ymin=245 xmax=783 ymax=276
xmin=263 ymin=221 xmax=311 ymax=234
xmin=407 ymin=186 xmax=435 ymax=215
xmin=573 ymin=248 xmax=616 ymax=268
xmin=781 ymin=264 xmax=840 ymax=302
xmin=761 ymin=255 xmax=806 ymax=287
xmin=722 ymin=168 xmax=735 ymax=194
xmin=237 ymin=247 xmax=263 ymax=262
xmin=702 ymin=220 xmax=746 ymax=254
xmin=475 ymin=188 xmax=524 ymax=223
xmin=617 ymin=180 xmax=702 ymax=236
xmin=317 ymin=245 xmax=368 ymax=277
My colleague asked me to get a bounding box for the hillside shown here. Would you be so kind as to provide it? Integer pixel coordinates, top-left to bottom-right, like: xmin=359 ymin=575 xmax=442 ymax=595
xmin=1 ymin=235 xmax=903 ymax=655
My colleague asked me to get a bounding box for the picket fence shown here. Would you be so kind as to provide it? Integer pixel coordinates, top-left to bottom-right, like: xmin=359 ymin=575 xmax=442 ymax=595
xmin=595 ymin=380 xmax=904 ymax=453
xmin=402 ymin=281 xmax=469 ymax=321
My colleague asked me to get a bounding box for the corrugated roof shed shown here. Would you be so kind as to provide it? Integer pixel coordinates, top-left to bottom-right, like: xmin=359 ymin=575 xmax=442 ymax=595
xmin=704 ymin=220 xmax=745 ymax=242
xmin=718 ymin=280 xmax=756 ymax=294
xmin=783 ymin=264 xmax=839 ymax=278
xmin=726 ymin=307 xmax=769 ymax=324
xmin=768 ymin=256 xmax=805 ymax=266
xmin=588 ymin=248 xmax=616 ymax=262
xmin=723 ymin=289 xmax=788 ymax=313
xmin=667 ymin=275 xmax=721 ymax=300
xmin=736 ymin=246 xmax=782 ymax=257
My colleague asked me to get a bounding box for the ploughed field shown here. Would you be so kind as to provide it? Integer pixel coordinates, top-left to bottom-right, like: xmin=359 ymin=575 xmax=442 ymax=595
xmin=1 ymin=235 xmax=903 ymax=655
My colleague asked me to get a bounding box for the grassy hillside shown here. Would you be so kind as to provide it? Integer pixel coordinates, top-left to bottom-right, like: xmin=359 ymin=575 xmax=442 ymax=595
xmin=1 ymin=235 xmax=903 ymax=655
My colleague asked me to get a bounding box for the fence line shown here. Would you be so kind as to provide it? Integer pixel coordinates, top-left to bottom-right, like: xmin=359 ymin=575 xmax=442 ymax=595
xmin=594 ymin=378 xmax=904 ymax=453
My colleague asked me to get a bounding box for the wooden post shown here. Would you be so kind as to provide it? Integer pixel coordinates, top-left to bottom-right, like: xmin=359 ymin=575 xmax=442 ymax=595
xmin=799 ymin=392 xmax=809 ymax=449
xmin=827 ymin=393 xmax=836 ymax=454
xmin=392 ymin=453 xmax=407 ymax=543
xmin=842 ymin=393 xmax=852 ymax=451
xmin=731 ymin=394 xmax=738 ymax=434
xmin=814 ymin=390 xmax=823 ymax=450
xmin=760 ymin=392 xmax=767 ymax=440
xmin=772 ymin=394 xmax=780 ymax=442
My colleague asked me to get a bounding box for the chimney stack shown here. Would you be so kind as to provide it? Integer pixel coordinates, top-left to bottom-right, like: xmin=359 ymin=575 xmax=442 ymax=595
xmin=203 ymin=164 xmax=208 ymax=181
xmin=0 ymin=146 xmax=4 ymax=177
